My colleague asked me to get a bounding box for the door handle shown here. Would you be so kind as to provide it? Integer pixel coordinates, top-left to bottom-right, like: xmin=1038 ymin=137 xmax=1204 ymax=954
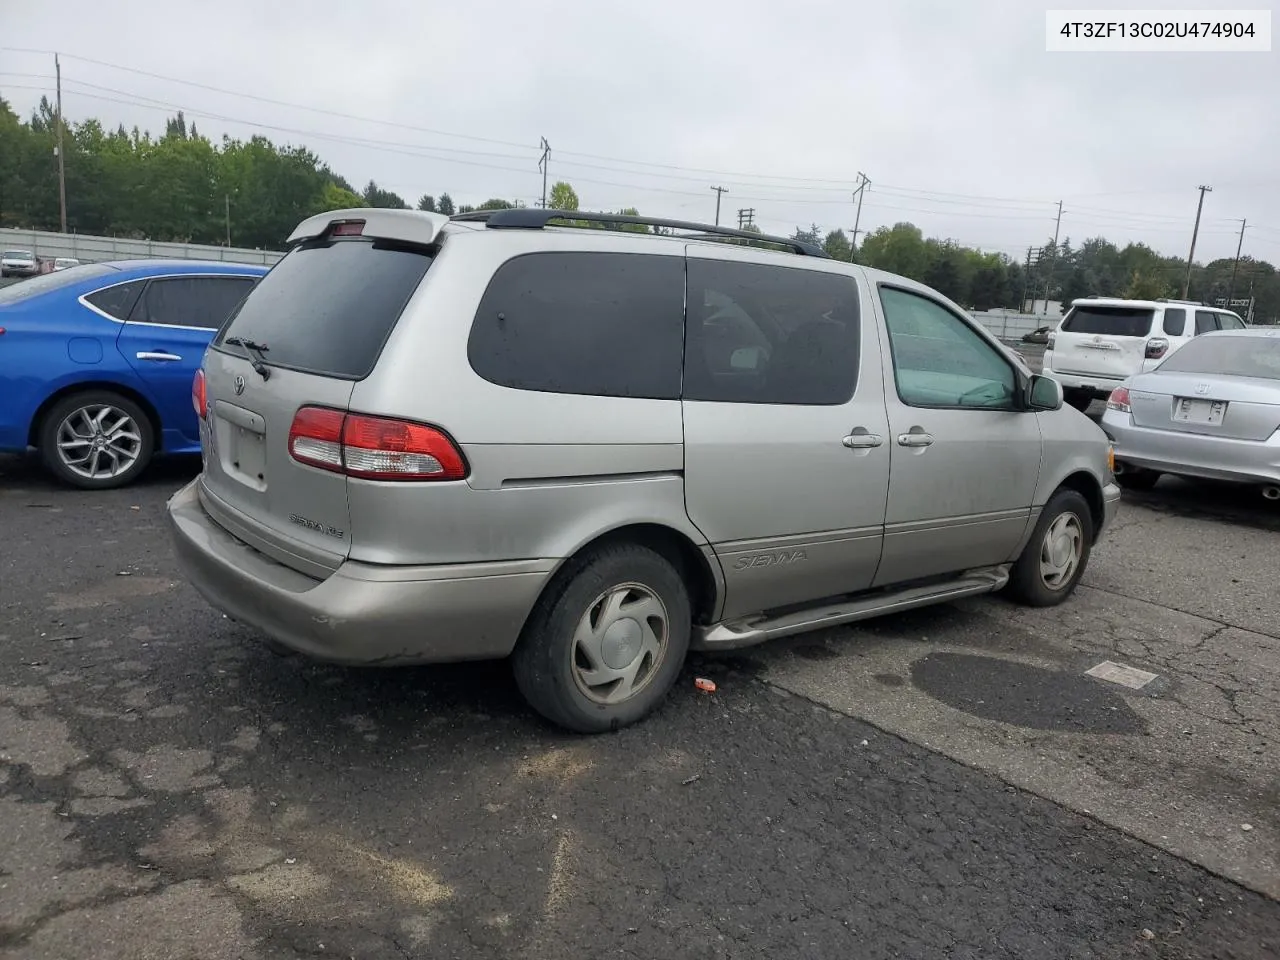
xmin=897 ymin=432 xmax=934 ymax=447
xmin=842 ymin=433 xmax=884 ymax=449
xmin=136 ymin=351 xmax=183 ymax=362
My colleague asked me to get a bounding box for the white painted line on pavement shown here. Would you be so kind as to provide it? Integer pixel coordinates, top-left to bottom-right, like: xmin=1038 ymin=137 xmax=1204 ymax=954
xmin=1085 ymin=660 xmax=1159 ymax=690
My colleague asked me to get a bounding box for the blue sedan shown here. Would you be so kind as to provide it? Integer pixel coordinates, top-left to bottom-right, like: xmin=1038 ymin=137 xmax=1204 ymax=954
xmin=0 ymin=259 xmax=270 ymax=489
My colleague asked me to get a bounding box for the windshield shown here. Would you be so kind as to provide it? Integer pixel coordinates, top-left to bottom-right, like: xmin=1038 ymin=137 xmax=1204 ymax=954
xmin=0 ymin=263 xmax=117 ymax=304
xmin=1060 ymin=305 xmax=1154 ymax=337
xmin=213 ymin=237 xmax=433 ymax=379
xmin=1156 ymin=335 xmax=1280 ymax=380
xmin=3 ymin=250 xmax=35 ymax=259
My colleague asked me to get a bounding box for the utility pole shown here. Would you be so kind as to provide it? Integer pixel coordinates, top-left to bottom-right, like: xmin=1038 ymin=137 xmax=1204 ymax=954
xmin=225 ymin=194 xmax=231 ymax=247
xmin=851 ymin=172 xmax=870 ymax=251
xmin=736 ymin=208 xmax=755 ymax=230
xmin=1183 ymin=184 xmax=1212 ymax=299
xmin=55 ymin=53 xmax=68 ymax=233
xmin=710 ymin=186 xmax=728 ymax=226
xmin=1226 ymin=218 xmax=1247 ymax=306
xmin=537 ymin=137 xmax=551 ymax=208
xmin=1041 ymin=200 xmax=1063 ymax=315
xmin=1021 ymin=246 xmax=1035 ymax=313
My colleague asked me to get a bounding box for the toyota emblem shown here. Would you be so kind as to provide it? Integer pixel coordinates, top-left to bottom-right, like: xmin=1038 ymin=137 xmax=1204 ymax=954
xmin=233 ymin=375 xmax=245 ymax=396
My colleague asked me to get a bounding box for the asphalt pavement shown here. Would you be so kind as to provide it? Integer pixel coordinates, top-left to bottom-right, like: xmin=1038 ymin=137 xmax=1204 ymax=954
xmin=2 ymin=445 xmax=1279 ymax=959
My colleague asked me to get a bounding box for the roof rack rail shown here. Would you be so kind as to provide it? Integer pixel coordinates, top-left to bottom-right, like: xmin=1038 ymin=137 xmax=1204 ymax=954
xmin=450 ymin=208 xmax=829 ymax=258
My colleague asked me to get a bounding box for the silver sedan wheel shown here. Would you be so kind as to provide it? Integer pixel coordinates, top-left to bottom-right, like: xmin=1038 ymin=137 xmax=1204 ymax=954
xmin=571 ymin=581 xmax=670 ymax=705
xmin=1039 ymin=511 xmax=1084 ymax=590
xmin=55 ymin=403 xmax=144 ymax=481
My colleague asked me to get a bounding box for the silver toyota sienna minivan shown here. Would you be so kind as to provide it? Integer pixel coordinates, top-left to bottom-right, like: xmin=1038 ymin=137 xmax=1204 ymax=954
xmin=168 ymin=207 xmax=1121 ymax=733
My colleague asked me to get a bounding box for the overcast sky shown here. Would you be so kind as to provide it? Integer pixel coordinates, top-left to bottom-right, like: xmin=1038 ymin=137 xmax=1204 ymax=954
xmin=2 ymin=0 xmax=1277 ymax=263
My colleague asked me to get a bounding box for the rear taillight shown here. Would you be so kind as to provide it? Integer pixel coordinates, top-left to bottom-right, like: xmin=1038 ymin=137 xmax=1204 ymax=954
xmin=192 ymin=369 xmax=207 ymax=419
xmin=1145 ymin=337 xmax=1169 ymax=359
xmin=287 ymin=406 xmax=467 ymax=481
xmin=288 ymin=406 xmax=345 ymax=472
xmin=1106 ymin=386 xmax=1131 ymax=413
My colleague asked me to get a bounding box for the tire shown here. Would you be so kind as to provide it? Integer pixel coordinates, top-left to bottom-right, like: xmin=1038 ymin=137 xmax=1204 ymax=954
xmin=38 ymin=390 xmax=155 ymax=490
xmin=1116 ymin=467 xmax=1159 ymax=491
xmin=1006 ymin=488 xmax=1094 ymax=607
xmin=1064 ymin=388 xmax=1094 ymax=412
xmin=512 ymin=542 xmax=692 ymax=734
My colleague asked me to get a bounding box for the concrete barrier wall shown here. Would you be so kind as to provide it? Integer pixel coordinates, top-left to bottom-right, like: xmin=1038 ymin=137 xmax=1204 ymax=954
xmin=0 ymin=228 xmax=284 ymax=267
xmin=971 ymin=310 xmax=1059 ymax=343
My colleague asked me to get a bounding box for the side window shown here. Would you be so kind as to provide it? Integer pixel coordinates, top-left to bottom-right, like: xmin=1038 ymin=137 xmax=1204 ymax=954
xmin=468 ymin=252 xmax=684 ymax=399
xmin=879 ymin=286 xmax=1016 ymax=410
xmin=1162 ymin=308 xmax=1187 ymax=336
xmin=195 ymin=277 xmax=258 ymax=328
xmin=1217 ymin=312 xmax=1246 ymax=330
xmin=683 ymin=259 xmax=859 ymax=405
xmin=1194 ymin=311 xmax=1220 ymax=335
xmin=129 ymin=276 xmax=257 ymax=329
xmin=84 ymin=280 xmax=145 ymax=320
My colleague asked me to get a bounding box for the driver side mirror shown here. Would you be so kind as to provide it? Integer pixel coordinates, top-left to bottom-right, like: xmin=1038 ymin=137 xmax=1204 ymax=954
xmin=1027 ymin=374 xmax=1063 ymax=411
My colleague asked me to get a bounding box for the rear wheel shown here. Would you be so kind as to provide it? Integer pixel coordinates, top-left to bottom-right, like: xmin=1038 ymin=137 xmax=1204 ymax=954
xmin=512 ymin=543 xmax=691 ymax=734
xmin=1006 ymin=488 xmax=1093 ymax=607
xmin=1064 ymin=388 xmax=1094 ymax=412
xmin=1116 ymin=466 xmax=1159 ymax=491
xmin=38 ymin=390 xmax=155 ymax=490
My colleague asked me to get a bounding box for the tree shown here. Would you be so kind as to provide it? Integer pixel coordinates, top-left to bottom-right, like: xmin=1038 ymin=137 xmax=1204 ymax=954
xmin=822 ymin=229 xmax=852 ymax=261
xmin=792 ymin=223 xmax=821 ymax=245
xmin=478 ymin=197 xmax=515 ymax=210
xmin=437 ymin=193 xmax=455 ymax=216
xmin=548 ymin=181 xmax=579 ymax=211
xmin=362 ymin=180 xmax=407 ymax=209
xmin=416 ymin=194 xmax=437 ymax=212
xmin=314 ymin=181 xmax=364 ymax=214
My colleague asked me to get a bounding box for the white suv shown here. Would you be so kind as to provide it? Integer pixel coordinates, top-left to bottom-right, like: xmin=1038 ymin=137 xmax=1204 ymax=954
xmin=1044 ymin=297 xmax=1247 ymax=410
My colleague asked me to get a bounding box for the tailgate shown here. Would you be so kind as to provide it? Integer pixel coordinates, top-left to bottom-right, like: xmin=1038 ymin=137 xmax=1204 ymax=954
xmin=1054 ymin=305 xmax=1154 ymax=378
xmin=1131 ymin=373 xmax=1280 ymax=442
xmin=200 ymin=349 xmax=355 ymax=574
xmin=195 ymin=215 xmax=438 ymax=575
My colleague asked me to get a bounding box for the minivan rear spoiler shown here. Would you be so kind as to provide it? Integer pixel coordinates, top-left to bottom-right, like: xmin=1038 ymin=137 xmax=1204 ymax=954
xmin=286 ymin=208 xmax=451 ymax=248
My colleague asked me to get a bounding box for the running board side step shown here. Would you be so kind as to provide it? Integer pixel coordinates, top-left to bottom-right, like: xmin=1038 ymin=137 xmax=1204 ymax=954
xmin=692 ymin=565 xmax=1011 ymax=651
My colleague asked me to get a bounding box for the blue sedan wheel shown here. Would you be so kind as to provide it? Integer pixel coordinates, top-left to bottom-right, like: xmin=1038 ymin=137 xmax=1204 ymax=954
xmin=39 ymin=390 xmax=155 ymax=489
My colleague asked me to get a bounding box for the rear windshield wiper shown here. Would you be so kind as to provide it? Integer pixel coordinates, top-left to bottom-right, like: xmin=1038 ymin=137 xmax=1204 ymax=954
xmin=224 ymin=336 xmax=272 ymax=381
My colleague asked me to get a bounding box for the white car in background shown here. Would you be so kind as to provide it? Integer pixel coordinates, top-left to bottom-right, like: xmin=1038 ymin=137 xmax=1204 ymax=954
xmin=1 ymin=250 xmax=40 ymax=278
xmin=52 ymin=257 xmax=81 ymax=271
xmin=1044 ymin=297 xmax=1247 ymax=411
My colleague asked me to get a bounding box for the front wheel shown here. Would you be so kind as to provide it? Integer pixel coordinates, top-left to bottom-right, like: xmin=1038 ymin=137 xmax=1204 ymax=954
xmin=38 ymin=390 xmax=155 ymax=490
xmin=512 ymin=543 xmax=692 ymax=734
xmin=1006 ymin=488 xmax=1094 ymax=607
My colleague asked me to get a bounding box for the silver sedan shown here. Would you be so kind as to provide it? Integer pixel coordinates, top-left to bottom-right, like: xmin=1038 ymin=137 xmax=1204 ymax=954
xmin=1101 ymin=328 xmax=1280 ymax=498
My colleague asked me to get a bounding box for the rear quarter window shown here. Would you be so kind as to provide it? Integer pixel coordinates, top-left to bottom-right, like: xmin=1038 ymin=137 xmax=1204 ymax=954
xmin=1060 ymin=306 xmax=1155 ymax=337
xmin=468 ymin=251 xmax=685 ymax=400
xmin=215 ymin=238 xmax=433 ymax=379
xmin=1161 ymin=308 xmax=1187 ymax=336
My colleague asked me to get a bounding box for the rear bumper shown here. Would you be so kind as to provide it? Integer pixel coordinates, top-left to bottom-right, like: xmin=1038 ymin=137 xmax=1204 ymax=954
xmin=1042 ymin=358 xmax=1126 ymax=396
xmin=1101 ymin=410 xmax=1280 ymax=485
xmin=167 ymin=478 xmax=556 ymax=665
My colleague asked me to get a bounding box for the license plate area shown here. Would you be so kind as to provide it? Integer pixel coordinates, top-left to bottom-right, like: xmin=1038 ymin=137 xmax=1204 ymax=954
xmin=212 ymin=401 xmax=268 ymax=491
xmin=1173 ymin=397 xmax=1226 ymax=425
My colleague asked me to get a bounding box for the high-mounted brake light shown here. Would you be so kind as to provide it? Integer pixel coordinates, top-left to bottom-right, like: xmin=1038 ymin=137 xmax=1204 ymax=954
xmin=192 ymin=369 xmax=207 ymax=419
xmin=329 ymin=220 xmax=365 ymax=237
xmin=1145 ymin=337 xmax=1169 ymax=359
xmin=1106 ymin=385 xmax=1131 ymax=413
xmin=287 ymin=406 xmax=467 ymax=481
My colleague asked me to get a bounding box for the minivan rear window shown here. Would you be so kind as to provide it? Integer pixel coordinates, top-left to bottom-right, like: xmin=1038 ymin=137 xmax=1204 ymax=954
xmin=214 ymin=238 xmax=432 ymax=379
xmin=1060 ymin=306 xmax=1154 ymax=337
